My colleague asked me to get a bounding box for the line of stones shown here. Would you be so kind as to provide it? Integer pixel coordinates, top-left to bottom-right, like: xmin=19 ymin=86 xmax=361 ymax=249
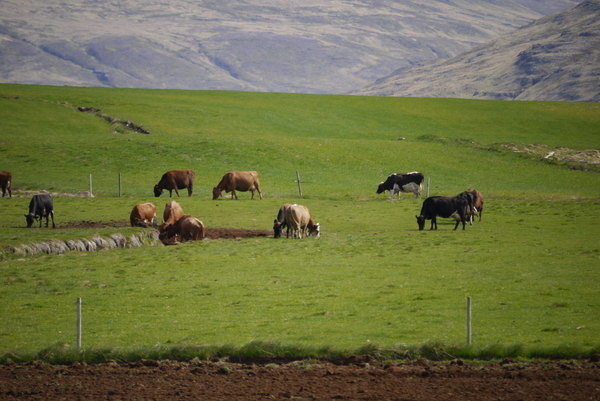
xmin=5 ymin=231 xmax=161 ymax=257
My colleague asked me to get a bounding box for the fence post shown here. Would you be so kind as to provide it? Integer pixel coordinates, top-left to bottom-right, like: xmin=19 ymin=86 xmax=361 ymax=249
xmin=295 ymin=171 xmax=303 ymax=198
xmin=76 ymin=298 xmax=83 ymax=349
xmin=466 ymin=296 xmax=472 ymax=345
xmin=426 ymin=177 xmax=430 ymax=198
xmin=88 ymin=174 xmax=93 ymax=197
xmin=118 ymin=172 xmax=122 ymax=197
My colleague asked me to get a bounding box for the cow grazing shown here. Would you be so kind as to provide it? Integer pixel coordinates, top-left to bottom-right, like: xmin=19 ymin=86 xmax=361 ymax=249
xmin=130 ymin=203 xmax=157 ymax=227
xmin=25 ymin=194 xmax=55 ymax=228
xmin=415 ymin=195 xmax=469 ymax=231
xmin=456 ymin=189 xmax=485 ymax=224
xmin=467 ymin=189 xmax=484 ymax=221
xmin=0 ymin=171 xmax=12 ymax=197
xmin=273 ymin=204 xmax=294 ymax=238
xmin=158 ymin=200 xmax=185 ymax=232
xmin=279 ymin=204 xmax=320 ymax=239
xmin=377 ymin=172 xmax=424 ymax=200
xmin=158 ymin=215 xmax=205 ymax=244
xmin=212 ymin=171 xmax=263 ymax=200
xmin=154 ymin=169 xmax=195 ymax=197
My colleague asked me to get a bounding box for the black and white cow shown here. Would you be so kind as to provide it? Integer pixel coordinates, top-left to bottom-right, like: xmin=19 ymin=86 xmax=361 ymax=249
xmin=376 ymin=172 xmax=424 ymax=200
xmin=24 ymin=194 xmax=56 ymax=228
xmin=415 ymin=195 xmax=469 ymax=231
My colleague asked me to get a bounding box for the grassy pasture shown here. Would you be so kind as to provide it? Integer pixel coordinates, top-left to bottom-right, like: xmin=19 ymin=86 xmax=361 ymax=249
xmin=0 ymin=84 xmax=599 ymax=355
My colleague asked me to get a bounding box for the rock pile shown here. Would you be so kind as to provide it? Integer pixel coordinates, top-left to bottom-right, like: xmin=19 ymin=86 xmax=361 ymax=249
xmin=5 ymin=231 xmax=161 ymax=257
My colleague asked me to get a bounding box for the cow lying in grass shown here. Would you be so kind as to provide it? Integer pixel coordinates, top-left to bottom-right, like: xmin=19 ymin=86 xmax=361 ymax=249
xmin=130 ymin=203 xmax=157 ymax=227
xmin=158 ymin=215 xmax=205 ymax=244
xmin=416 ymin=195 xmax=469 ymax=230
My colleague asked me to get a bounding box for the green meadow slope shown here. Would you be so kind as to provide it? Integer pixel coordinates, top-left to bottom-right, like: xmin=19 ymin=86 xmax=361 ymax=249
xmin=0 ymin=84 xmax=599 ymax=354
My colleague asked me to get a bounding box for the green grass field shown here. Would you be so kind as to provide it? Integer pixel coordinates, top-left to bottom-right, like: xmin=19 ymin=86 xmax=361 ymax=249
xmin=0 ymin=84 xmax=599 ymax=358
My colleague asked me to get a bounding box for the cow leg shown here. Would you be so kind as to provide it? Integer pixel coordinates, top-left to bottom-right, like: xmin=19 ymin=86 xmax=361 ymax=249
xmin=232 ymin=190 xmax=237 ymax=200
xmin=187 ymin=185 xmax=192 ymax=197
xmin=50 ymin=211 xmax=56 ymax=228
xmin=250 ymin=190 xmax=255 ymax=200
xmin=168 ymin=189 xmax=173 ymax=197
xmin=256 ymin=185 xmax=263 ymax=200
xmin=430 ymin=217 xmax=436 ymax=230
xmin=174 ymin=188 xmax=180 ymax=197
xmin=479 ymin=208 xmax=483 ymax=222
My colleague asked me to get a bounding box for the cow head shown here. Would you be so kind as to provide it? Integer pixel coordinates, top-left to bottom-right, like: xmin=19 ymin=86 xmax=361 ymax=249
xmin=308 ymin=222 xmax=320 ymax=238
xmin=153 ymin=185 xmax=163 ymax=197
xmin=273 ymin=219 xmax=283 ymax=238
xmin=376 ymin=182 xmax=386 ymax=194
xmin=212 ymin=187 xmax=221 ymax=200
xmin=24 ymin=213 xmax=35 ymax=228
xmin=416 ymin=215 xmax=426 ymax=231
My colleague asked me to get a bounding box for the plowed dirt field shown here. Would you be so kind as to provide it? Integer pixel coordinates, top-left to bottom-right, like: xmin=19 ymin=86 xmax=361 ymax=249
xmin=1 ymin=360 xmax=598 ymax=400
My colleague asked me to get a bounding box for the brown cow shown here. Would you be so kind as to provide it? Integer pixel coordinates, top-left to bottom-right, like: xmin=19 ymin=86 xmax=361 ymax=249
xmin=467 ymin=189 xmax=484 ymax=222
xmin=282 ymin=204 xmax=320 ymax=239
xmin=129 ymin=203 xmax=157 ymax=227
xmin=212 ymin=171 xmax=262 ymax=200
xmin=0 ymin=171 xmax=12 ymax=197
xmin=158 ymin=215 xmax=205 ymax=244
xmin=158 ymin=200 xmax=185 ymax=232
xmin=154 ymin=169 xmax=195 ymax=197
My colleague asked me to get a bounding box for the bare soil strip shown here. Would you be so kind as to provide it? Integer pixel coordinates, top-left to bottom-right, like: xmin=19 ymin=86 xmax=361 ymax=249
xmin=1 ymin=360 xmax=598 ymax=400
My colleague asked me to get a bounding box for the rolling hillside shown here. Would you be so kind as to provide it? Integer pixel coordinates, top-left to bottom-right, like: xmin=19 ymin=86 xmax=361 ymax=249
xmin=0 ymin=0 xmax=579 ymax=94
xmin=0 ymin=84 xmax=599 ymax=353
xmin=358 ymin=0 xmax=600 ymax=101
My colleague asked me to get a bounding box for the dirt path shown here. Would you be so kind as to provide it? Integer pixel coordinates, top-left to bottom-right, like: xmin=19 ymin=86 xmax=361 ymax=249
xmin=1 ymin=360 xmax=598 ymax=400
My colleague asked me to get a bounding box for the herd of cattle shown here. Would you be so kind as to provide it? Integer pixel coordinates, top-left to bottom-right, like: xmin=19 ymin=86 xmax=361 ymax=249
xmin=2 ymin=168 xmax=484 ymax=243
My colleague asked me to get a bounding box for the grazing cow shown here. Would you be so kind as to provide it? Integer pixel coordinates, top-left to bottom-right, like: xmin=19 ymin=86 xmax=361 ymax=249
xmin=456 ymin=189 xmax=485 ymax=223
xmin=0 ymin=171 xmax=12 ymax=197
xmin=24 ymin=194 xmax=55 ymax=228
xmin=467 ymin=189 xmax=484 ymax=221
xmin=158 ymin=215 xmax=205 ymax=244
xmin=158 ymin=200 xmax=185 ymax=232
xmin=212 ymin=171 xmax=263 ymax=200
xmin=129 ymin=203 xmax=157 ymax=227
xmin=281 ymin=204 xmax=320 ymax=239
xmin=415 ymin=195 xmax=469 ymax=231
xmin=273 ymin=204 xmax=294 ymax=238
xmin=154 ymin=169 xmax=195 ymax=197
xmin=377 ymin=172 xmax=424 ymax=200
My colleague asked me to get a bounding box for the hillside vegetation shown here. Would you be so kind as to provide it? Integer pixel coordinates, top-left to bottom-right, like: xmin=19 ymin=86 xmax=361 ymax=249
xmin=0 ymin=84 xmax=599 ymax=354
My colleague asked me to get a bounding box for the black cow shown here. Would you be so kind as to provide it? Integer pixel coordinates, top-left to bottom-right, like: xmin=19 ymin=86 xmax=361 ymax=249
xmin=24 ymin=194 xmax=55 ymax=228
xmin=415 ymin=195 xmax=469 ymax=231
xmin=377 ymin=172 xmax=424 ymax=199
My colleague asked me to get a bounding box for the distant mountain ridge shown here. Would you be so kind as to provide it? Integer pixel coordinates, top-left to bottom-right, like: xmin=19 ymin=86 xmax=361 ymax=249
xmin=0 ymin=0 xmax=579 ymax=94
xmin=357 ymin=0 xmax=600 ymax=101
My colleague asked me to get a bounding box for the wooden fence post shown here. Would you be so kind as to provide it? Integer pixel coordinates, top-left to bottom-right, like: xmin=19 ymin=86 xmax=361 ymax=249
xmin=76 ymin=298 xmax=83 ymax=349
xmin=295 ymin=171 xmax=303 ymax=198
xmin=466 ymin=296 xmax=472 ymax=345
xmin=88 ymin=174 xmax=93 ymax=197
xmin=118 ymin=173 xmax=122 ymax=197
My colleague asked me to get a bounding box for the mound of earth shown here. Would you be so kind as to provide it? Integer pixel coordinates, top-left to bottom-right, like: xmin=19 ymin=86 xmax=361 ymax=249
xmin=56 ymin=220 xmax=129 ymax=229
xmin=205 ymin=227 xmax=272 ymax=239
xmin=1 ymin=360 xmax=598 ymax=400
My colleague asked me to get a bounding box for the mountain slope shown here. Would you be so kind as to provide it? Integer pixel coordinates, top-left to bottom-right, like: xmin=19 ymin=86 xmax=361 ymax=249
xmin=0 ymin=0 xmax=579 ymax=93
xmin=357 ymin=0 xmax=600 ymax=101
